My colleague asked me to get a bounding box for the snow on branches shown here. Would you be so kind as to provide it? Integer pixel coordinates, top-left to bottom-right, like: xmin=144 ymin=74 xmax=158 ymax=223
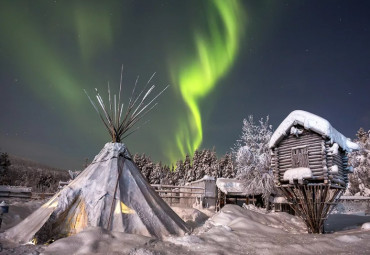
xmin=348 ymin=128 xmax=370 ymax=196
xmin=233 ymin=116 xmax=275 ymax=199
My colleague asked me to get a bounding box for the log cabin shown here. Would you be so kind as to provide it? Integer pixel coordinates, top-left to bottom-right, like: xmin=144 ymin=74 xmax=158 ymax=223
xmin=268 ymin=110 xmax=360 ymax=233
xmin=269 ymin=110 xmax=359 ymax=188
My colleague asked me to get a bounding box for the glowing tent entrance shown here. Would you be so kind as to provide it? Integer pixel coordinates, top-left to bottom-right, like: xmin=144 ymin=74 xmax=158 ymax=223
xmin=5 ymin=143 xmax=189 ymax=244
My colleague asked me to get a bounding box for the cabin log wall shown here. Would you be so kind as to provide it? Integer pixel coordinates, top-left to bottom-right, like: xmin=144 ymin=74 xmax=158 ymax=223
xmin=276 ymin=128 xmax=326 ymax=183
xmin=325 ymin=141 xmax=347 ymax=188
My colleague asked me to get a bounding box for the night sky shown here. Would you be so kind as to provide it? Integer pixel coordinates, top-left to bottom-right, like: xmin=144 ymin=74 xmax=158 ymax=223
xmin=1 ymin=0 xmax=369 ymax=170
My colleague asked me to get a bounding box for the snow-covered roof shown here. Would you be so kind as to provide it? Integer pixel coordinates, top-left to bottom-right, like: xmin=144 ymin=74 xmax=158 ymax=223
xmin=269 ymin=110 xmax=360 ymax=152
xmin=216 ymin=178 xmax=263 ymax=196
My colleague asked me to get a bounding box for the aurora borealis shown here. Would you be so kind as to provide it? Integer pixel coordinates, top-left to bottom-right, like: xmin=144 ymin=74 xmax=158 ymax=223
xmin=1 ymin=1 xmax=370 ymax=169
xmin=170 ymin=0 xmax=244 ymax=162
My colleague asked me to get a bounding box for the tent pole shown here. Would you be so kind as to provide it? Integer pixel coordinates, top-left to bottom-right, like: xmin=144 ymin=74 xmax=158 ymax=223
xmin=107 ymin=157 xmax=126 ymax=230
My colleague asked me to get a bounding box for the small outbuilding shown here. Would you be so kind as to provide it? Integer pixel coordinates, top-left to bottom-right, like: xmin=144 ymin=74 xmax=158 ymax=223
xmin=269 ymin=110 xmax=359 ymax=233
xmin=269 ymin=110 xmax=359 ymax=188
xmin=216 ymin=178 xmax=264 ymax=211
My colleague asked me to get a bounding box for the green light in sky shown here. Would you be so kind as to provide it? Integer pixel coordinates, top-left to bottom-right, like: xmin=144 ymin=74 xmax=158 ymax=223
xmin=0 ymin=3 xmax=81 ymax=105
xmin=0 ymin=2 xmax=113 ymax=140
xmin=171 ymin=0 xmax=245 ymax=162
xmin=74 ymin=3 xmax=113 ymax=63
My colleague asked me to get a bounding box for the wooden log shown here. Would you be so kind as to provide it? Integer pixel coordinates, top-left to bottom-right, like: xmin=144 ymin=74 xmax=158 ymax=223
xmin=155 ymin=190 xmax=204 ymax=195
xmin=151 ymin=184 xmax=204 ymax=190
xmin=309 ymin=164 xmax=326 ymax=169
xmin=280 ymin=135 xmax=322 ymax=144
xmin=332 ymin=159 xmax=343 ymax=166
xmin=280 ymin=134 xmax=323 ymax=142
xmin=159 ymin=195 xmax=201 ymax=199
xmin=308 ymin=163 xmax=325 ymax=168
xmin=279 ymin=145 xmax=322 ymax=152
xmin=308 ymin=151 xmax=326 ymax=156
xmin=311 ymin=170 xmax=325 ymax=174
xmin=278 ymin=164 xmax=293 ymax=169
xmin=278 ymin=154 xmax=324 ymax=162
xmin=279 ymin=138 xmax=322 ymax=146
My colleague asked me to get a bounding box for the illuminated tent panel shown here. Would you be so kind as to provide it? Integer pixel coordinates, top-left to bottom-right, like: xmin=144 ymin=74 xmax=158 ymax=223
xmin=5 ymin=143 xmax=189 ymax=244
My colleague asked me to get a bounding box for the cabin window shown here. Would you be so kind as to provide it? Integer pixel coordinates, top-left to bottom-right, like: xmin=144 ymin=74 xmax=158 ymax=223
xmin=291 ymin=146 xmax=309 ymax=168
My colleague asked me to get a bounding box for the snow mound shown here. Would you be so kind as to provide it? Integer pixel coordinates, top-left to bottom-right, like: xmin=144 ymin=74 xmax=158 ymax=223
xmin=171 ymin=207 xmax=210 ymax=229
xmin=269 ymin=110 xmax=360 ymax=152
xmin=335 ymin=235 xmax=362 ymax=243
xmin=165 ymin=235 xmax=204 ymax=246
xmin=209 ymin=204 xmax=306 ymax=234
xmin=362 ymin=222 xmax=370 ymax=230
xmin=42 ymin=227 xmax=153 ymax=255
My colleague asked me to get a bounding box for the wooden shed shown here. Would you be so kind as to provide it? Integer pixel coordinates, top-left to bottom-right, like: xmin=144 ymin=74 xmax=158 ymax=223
xmin=269 ymin=110 xmax=359 ymax=233
xmin=270 ymin=110 xmax=359 ymax=187
xmin=216 ymin=178 xmax=264 ymax=211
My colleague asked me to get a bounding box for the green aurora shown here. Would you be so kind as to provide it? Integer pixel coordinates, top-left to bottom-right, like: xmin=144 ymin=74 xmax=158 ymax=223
xmin=170 ymin=0 xmax=245 ymax=162
xmin=0 ymin=1 xmax=246 ymax=166
xmin=2 ymin=1 xmax=367 ymax=170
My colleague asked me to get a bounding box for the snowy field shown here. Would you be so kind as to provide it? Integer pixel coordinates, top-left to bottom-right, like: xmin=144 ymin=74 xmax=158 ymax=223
xmin=1 ymin=200 xmax=370 ymax=254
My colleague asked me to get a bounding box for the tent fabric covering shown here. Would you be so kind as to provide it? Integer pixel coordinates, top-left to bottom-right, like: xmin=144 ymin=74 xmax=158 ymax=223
xmin=4 ymin=143 xmax=189 ymax=244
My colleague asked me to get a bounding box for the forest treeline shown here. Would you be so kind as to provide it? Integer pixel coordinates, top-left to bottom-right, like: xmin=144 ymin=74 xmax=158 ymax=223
xmin=0 ymin=121 xmax=369 ymax=197
xmin=0 ymin=153 xmax=69 ymax=192
xmin=133 ymin=149 xmax=234 ymax=186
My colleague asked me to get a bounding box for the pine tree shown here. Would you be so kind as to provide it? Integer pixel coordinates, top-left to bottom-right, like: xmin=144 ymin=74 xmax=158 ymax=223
xmin=183 ymin=155 xmax=195 ymax=182
xmin=209 ymin=148 xmax=218 ymax=177
xmin=174 ymin=160 xmax=185 ymax=185
xmin=0 ymin=151 xmax=11 ymax=185
xmin=192 ymin=150 xmax=204 ymax=180
xmin=149 ymin=162 xmax=162 ymax=184
xmin=219 ymin=153 xmax=235 ymax=178
xmin=160 ymin=165 xmax=171 ymax=184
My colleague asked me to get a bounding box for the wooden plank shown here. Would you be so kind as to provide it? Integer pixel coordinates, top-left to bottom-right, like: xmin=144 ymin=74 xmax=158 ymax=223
xmin=159 ymin=195 xmax=201 ymax=199
xmin=278 ymin=154 xmax=323 ymax=161
xmin=279 ymin=135 xmax=322 ymax=145
xmin=151 ymin=184 xmax=204 ymax=190
xmin=278 ymin=143 xmax=322 ymax=151
xmin=155 ymin=190 xmax=204 ymax=195
xmin=279 ymin=137 xmax=323 ymax=146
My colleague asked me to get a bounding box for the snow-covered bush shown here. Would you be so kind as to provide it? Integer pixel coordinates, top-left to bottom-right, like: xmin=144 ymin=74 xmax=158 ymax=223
xmin=349 ymin=128 xmax=370 ymax=196
xmin=233 ymin=116 xmax=274 ymax=199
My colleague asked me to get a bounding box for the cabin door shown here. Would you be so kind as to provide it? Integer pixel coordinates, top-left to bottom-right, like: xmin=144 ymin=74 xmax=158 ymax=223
xmin=291 ymin=146 xmax=309 ymax=168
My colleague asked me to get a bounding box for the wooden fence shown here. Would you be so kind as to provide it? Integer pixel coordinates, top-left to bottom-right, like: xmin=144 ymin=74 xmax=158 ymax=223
xmin=0 ymin=186 xmax=32 ymax=199
xmin=151 ymin=184 xmax=205 ymax=207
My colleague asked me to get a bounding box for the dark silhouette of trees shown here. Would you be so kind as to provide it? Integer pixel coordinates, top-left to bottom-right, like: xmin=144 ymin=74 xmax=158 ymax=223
xmin=133 ymin=148 xmax=235 ymax=185
xmin=0 ymin=151 xmax=11 ymax=185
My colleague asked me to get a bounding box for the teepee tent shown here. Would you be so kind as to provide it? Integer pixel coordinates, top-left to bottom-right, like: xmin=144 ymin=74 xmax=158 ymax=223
xmin=5 ymin=69 xmax=189 ymax=244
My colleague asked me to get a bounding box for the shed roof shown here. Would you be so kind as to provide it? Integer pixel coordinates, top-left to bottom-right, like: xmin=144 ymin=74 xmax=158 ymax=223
xmin=216 ymin=178 xmax=263 ymax=196
xmin=269 ymin=110 xmax=359 ymax=152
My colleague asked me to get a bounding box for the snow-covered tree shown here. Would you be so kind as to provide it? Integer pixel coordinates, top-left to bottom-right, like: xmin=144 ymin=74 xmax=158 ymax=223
xmin=349 ymin=128 xmax=370 ymax=196
xmin=149 ymin=162 xmax=162 ymax=184
xmin=233 ymin=116 xmax=274 ymax=199
xmin=193 ymin=150 xmax=205 ymax=180
xmin=0 ymin=151 xmax=11 ymax=185
xmin=218 ymin=153 xmax=234 ymax=178
xmin=173 ymin=160 xmax=185 ymax=185
xmin=183 ymin=155 xmax=195 ymax=182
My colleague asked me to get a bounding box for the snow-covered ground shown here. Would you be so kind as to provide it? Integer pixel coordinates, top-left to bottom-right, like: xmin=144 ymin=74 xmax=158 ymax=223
xmin=1 ymin=200 xmax=370 ymax=254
